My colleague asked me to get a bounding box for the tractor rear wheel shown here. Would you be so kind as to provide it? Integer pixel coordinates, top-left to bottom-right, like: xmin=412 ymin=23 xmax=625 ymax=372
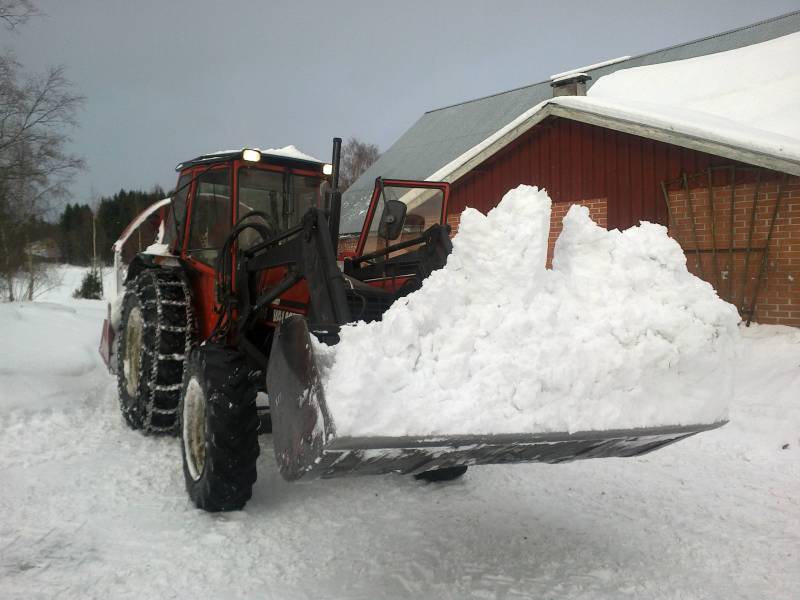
xmin=116 ymin=269 xmax=193 ymax=434
xmin=180 ymin=344 xmax=260 ymax=512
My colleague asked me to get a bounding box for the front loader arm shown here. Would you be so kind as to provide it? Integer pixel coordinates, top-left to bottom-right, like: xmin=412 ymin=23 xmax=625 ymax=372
xmin=231 ymin=207 xmax=351 ymax=368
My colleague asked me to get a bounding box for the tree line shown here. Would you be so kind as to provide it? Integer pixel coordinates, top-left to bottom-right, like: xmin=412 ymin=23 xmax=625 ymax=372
xmin=58 ymin=187 xmax=167 ymax=266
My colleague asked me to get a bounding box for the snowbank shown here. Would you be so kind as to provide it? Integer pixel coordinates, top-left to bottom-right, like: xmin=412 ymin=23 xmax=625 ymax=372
xmin=0 ymin=266 xmax=112 ymax=411
xmin=0 ymin=301 xmax=107 ymax=411
xmin=317 ymin=186 xmax=740 ymax=437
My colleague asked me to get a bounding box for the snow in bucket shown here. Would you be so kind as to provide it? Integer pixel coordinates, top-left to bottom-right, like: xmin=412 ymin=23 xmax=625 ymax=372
xmin=314 ymin=185 xmax=740 ymax=437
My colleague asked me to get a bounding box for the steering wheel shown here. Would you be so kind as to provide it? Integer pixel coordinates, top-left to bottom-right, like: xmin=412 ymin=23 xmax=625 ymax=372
xmin=237 ymin=210 xmax=279 ymax=241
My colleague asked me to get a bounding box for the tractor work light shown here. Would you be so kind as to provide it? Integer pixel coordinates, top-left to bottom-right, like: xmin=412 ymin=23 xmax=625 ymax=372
xmin=242 ymin=149 xmax=262 ymax=162
xmin=323 ymin=163 xmax=333 ymax=175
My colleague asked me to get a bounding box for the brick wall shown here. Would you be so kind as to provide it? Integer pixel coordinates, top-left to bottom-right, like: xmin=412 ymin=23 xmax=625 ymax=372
xmin=441 ymin=198 xmax=608 ymax=267
xmin=666 ymin=176 xmax=800 ymax=326
xmin=547 ymin=199 xmax=608 ymax=266
xmin=338 ymin=235 xmax=359 ymax=256
xmin=446 ymin=214 xmax=461 ymax=236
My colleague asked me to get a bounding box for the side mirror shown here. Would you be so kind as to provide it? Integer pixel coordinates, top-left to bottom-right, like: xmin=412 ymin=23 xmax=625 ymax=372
xmin=378 ymin=199 xmax=407 ymax=241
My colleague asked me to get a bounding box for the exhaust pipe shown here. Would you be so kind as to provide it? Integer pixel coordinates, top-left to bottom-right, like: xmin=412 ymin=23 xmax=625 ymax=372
xmin=328 ymin=137 xmax=342 ymax=254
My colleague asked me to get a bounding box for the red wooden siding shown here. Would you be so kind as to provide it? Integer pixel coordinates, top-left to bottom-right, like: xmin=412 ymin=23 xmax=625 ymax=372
xmin=445 ymin=116 xmax=800 ymax=326
xmin=448 ymin=117 xmax=770 ymax=230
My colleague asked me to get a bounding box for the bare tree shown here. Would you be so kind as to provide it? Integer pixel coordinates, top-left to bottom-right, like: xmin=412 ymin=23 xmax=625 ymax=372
xmin=0 ymin=56 xmax=84 ymax=300
xmin=340 ymin=137 xmax=380 ymax=190
xmin=0 ymin=0 xmax=37 ymax=30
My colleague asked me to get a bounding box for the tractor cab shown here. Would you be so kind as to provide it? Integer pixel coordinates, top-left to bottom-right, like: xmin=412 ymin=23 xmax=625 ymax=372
xmin=164 ymin=148 xmax=330 ymax=267
xmin=161 ymin=148 xmax=332 ymax=340
xmin=102 ymin=146 xmax=452 ymax=367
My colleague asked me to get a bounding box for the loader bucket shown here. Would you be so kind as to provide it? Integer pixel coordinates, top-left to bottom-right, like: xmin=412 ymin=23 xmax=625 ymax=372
xmin=267 ymin=316 xmax=725 ymax=481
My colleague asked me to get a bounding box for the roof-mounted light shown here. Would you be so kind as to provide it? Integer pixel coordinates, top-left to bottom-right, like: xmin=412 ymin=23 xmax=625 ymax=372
xmin=242 ymin=149 xmax=261 ymax=162
xmin=322 ymin=163 xmax=333 ymax=176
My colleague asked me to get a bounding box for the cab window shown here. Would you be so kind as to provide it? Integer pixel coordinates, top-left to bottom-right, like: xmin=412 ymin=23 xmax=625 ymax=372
xmin=237 ymin=167 xmax=320 ymax=249
xmin=163 ymin=173 xmax=192 ymax=249
xmin=187 ymin=167 xmax=231 ymax=265
xmin=360 ymin=185 xmax=444 ymax=256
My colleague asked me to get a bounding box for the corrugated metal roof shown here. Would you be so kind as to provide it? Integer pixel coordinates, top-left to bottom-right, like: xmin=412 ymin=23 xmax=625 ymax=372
xmin=340 ymin=10 xmax=800 ymax=232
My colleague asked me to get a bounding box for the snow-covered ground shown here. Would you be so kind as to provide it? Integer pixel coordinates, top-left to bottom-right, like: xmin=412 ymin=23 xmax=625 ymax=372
xmin=1 ymin=265 xmax=798 ymax=599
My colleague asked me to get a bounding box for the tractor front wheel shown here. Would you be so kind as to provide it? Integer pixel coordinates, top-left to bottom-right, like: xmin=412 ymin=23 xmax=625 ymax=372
xmin=180 ymin=344 xmax=260 ymax=512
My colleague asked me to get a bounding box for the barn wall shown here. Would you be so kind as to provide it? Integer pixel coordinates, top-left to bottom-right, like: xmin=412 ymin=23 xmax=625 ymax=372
xmin=447 ymin=117 xmax=800 ymax=326
xmin=448 ymin=117 xmax=767 ymax=230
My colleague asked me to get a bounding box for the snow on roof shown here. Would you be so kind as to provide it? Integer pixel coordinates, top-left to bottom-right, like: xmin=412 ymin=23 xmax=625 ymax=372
xmin=260 ymin=145 xmax=322 ymax=163
xmin=549 ymin=56 xmax=630 ymax=80
xmin=428 ymin=31 xmax=800 ymax=184
xmin=201 ymin=145 xmax=322 ymax=163
xmin=550 ymin=72 xmax=590 ymax=84
xmin=177 ymin=144 xmax=324 ymax=171
xmin=578 ymin=30 xmax=800 ymax=148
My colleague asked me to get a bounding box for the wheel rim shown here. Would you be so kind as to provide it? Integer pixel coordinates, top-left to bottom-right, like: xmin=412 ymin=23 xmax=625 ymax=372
xmin=123 ymin=306 xmax=143 ymax=396
xmin=183 ymin=378 xmax=206 ymax=481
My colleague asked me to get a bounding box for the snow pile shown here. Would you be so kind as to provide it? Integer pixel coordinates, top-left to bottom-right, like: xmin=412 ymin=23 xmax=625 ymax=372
xmin=317 ymin=186 xmax=740 ymax=437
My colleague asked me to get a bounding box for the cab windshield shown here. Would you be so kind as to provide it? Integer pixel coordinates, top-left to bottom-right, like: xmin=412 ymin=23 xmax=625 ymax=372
xmin=359 ymin=184 xmax=444 ymax=256
xmin=237 ymin=167 xmax=321 ymax=249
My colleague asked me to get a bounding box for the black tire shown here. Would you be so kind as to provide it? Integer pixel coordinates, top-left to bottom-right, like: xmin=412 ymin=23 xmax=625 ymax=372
xmin=116 ymin=269 xmax=194 ymax=434
xmin=414 ymin=466 xmax=468 ymax=482
xmin=180 ymin=344 xmax=260 ymax=512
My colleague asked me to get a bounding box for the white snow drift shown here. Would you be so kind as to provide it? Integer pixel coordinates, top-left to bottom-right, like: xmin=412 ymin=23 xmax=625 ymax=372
xmin=317 ymin=186 xmax=740 ymax=437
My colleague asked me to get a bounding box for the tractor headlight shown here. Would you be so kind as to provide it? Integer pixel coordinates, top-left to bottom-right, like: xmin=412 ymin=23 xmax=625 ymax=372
xmin=323 ymin=163 xmax=333 ymax=176
xmin=242 ymin=149 xmax=261 ymax=162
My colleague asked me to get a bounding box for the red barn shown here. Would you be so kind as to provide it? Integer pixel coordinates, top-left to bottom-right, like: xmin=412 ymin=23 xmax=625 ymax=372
xmin=342 ymin=12 xmax=800 ymax=326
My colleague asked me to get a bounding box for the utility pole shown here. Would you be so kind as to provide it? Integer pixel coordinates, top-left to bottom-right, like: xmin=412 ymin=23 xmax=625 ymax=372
xmin=89 ymin=186 xmax=103 ymax=297
xmin=92 ymin=208 xmax=97 ymax=268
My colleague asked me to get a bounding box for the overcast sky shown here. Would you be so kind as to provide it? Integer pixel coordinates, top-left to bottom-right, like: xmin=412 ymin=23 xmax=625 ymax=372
xmin=4 ymin=0 xmax=799 ymax=206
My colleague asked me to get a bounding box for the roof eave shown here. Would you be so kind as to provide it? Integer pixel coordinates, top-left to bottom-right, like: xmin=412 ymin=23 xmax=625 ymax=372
xmin=433 ymin=103 xmax=800 ymax=184
xmin=548 ymin=103 xmax=800 ymax=177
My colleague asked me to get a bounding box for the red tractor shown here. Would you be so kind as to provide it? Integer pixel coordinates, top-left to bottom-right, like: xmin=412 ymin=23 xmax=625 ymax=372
xmin=101 ymin=139 xmax=722 ymax=512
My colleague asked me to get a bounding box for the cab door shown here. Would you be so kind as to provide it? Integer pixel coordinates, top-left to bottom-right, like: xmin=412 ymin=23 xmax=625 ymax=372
xmin=181 ymin=164 xmax=233 ymax=340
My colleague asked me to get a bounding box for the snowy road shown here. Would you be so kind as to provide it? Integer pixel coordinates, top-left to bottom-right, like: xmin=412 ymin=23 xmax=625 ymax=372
xmin=1 ymin=268 xmax=798 ymax=599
